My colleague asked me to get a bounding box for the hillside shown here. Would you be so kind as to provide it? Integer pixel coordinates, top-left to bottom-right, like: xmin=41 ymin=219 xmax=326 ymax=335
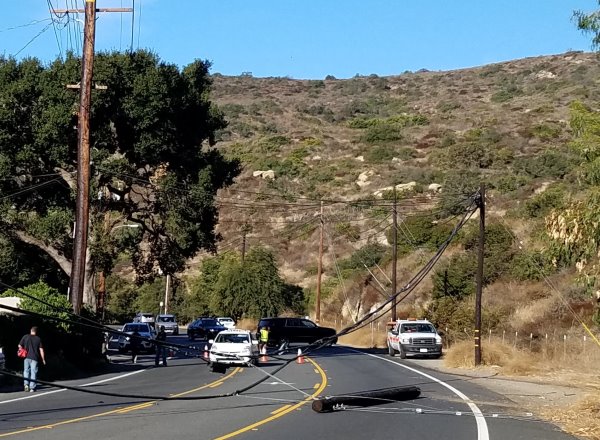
xmin=203 ymin=50 xmax=600 ymax=332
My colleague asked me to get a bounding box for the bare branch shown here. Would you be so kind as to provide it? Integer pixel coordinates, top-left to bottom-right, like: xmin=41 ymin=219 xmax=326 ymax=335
xmin=54 ymin=167 xmax=76 ymax=191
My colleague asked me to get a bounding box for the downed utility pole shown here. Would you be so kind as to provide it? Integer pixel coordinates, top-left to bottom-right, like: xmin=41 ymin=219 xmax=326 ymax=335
xmin=53 ymin=0 xmax=132 ymax=314
xmin=474 ymin=183 xmax=486 ymax=366
xmin=312 ymin=385 xmax=421 ymax=413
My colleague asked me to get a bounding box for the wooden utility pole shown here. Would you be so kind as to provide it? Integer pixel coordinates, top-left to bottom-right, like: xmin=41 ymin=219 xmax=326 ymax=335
xmin=56 ymin=1 xmax=132 ymax=314
xmin=240 ymin=223 xmax=252 ymax=262
xmin=315 ymin=201 xmax=324 ymax=324
xmin=69 ymin=0 xmax=97 ymax=314
xmin=474 ymin=183 xmax=486 ymax=366
xmin=391 ymin=188 xmax=398 ymax=322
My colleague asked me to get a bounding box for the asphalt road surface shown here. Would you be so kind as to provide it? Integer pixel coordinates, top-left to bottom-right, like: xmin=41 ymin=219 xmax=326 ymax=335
xmin=0 ymin=337 xmax=577 ymax=440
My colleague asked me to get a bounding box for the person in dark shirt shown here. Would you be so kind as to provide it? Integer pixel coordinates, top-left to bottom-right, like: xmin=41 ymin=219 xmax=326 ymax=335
xmin=130 ymin=331 xmax=141 ymax=363
xmin=155 ymin=326 xmax=167 ymax=367
xmin=18 ymin=327 xmax=46 ymax=392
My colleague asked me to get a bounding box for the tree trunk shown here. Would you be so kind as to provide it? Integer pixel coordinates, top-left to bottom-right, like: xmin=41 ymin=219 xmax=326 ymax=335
xmin=83 ymin=249 xmax=96 ymax=309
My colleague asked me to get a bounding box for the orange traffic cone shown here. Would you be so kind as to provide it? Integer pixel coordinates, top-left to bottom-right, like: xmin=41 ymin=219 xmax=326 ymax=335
xmin=296 ymin=348 xmax=304 ymax=364
xmin=260 ymin=345 xmax=268 ymax=362
xmin=204 ymin=344 xmax=209 ymax=359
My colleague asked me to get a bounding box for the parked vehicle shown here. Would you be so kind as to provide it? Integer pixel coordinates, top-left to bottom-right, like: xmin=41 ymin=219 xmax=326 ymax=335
xmin=187 ymin=318 xmax=226 ymax=341
xmin=133 ymin=312 xmax=155 ymax=324
xmin=387 ymin=319 xmax=442 ymax=359
xmin=209 ymin=329 xmax=259 ymax=370
xmin=257 ymin=317 xmax=337 ymax=348
xmin=118 ymin=323 xmax=156 ymax=353
xmin=216 ymin=317 xmax=236 ymax=329
xmin=156 ymin=314 xmax=179 ymax=335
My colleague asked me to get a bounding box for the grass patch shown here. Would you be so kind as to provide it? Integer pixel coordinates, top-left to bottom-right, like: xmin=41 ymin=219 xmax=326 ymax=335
xmin=444 ymin=339 xmax=537 ymax=374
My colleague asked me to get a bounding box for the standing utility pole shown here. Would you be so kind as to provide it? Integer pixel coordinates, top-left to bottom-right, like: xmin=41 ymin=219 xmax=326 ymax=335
xmin=391 ymin=188 xmax=398 ymax=322
xmin=164 ymin=274 xmax=171 ymax=315
xmin=474 ymin=183 xmax=486 ymax=366
xmin=315 ymin=201 xmax=324 ymax=324
xmin=69 ymin=0 xmax=97 ymax=314
xmin=57 ymin=1 xmax=132 ymax=314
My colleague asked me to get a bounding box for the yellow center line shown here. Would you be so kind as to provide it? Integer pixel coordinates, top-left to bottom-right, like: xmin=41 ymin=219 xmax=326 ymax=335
xmin=270 ymin=404 xmax=292 ymax=415
xmin=0 ymin=367 xmax=242 ymax=438
xmin=209 ymin=381 xmax=224 ymax=388
xmin=313 ymin=383 xmax=320 ymax=389
xmin=214 ymin=357 xmax=328 ymax=440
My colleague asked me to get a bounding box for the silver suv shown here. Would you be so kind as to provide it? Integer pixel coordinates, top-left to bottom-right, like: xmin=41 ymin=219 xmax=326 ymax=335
xmin=133 ymin=312 xmax=155 ymax=324
xmin=156 ymin=314 xmax=179 ymax=335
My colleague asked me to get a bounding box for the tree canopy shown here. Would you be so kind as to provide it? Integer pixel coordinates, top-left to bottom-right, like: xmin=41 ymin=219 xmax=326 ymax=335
xmin=0 ymin=51 xmax=240 ymax=304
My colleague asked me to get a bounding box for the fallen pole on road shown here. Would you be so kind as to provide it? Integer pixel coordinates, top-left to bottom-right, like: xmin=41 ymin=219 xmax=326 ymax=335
xmin=312 ymin=385 xmax=421 ymax=413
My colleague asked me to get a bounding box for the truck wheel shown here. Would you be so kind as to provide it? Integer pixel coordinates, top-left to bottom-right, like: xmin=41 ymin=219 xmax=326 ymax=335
xmin=399 ymin=346 xmax=407 ymax=359
xmin=387 ymin=342 xmax=395 ymax=357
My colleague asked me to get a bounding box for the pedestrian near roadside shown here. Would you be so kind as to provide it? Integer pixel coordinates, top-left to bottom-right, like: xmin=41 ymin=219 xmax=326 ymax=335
xmin=155 ymin=326 xmax=167 ymax=367
xmin=130 ymin=330 xmax=141 ymax=364
xmin=259 ymin=326 xmax=269 ymax=352
xmin=18 ymin=327 xmax=46 ymax=392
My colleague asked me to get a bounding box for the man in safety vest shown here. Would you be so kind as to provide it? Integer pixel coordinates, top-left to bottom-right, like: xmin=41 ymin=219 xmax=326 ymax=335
xmin=259 ymin=326 xmax=269 ymax=351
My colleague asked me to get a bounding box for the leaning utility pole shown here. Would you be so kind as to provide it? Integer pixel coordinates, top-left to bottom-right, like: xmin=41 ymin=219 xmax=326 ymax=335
xmin=56 ymin=1 xmax=132 ymax=314
xmin=391 ymin=188 xmax=398 ymax=322
xmin=315 ymin=201 xmax=324 ymax=324
xmin=69 ymin=0 xmax=97 ymax=314
xmin=474 ymin=183 xmax=486 ymax=366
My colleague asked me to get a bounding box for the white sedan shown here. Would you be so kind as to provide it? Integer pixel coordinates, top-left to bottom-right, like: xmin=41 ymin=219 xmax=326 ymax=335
xmin=216 ymin=317 xmax=236 ymax=329
xmin=209 ymin=330 xmax=259 ymax=368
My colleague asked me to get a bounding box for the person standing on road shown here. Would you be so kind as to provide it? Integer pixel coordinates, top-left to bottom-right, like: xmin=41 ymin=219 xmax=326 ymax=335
xmin=259 ymin=326 xmax=269 ymax=352
xmin=130 ymin=330 xmax=141 ymax=364
xmin=155 ymin=326 xmax=167 ymax=367
xmin=18 ymin=327 xmax=46 ymax=392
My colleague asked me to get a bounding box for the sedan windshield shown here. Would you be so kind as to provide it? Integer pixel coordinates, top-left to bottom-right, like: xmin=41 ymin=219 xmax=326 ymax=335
xmin=215 ymin=334 xmax=250 ymax=344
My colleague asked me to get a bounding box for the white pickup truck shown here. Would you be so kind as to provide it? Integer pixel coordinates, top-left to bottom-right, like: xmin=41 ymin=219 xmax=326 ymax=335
xmin=387 ymin=319 xmax=442 ymax=359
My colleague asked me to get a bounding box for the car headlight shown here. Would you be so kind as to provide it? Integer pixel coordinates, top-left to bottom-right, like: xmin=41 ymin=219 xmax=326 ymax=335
xmin=435 ymin=336 xmax=442 ymax=345
xmin=400 ymin=337 xmax=410 ymax=344
xmin=125 ymin=336 xmax=131 ymax=341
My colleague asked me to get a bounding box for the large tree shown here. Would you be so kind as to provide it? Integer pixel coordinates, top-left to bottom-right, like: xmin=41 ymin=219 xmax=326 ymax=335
xmin=0 ymin=51 xmax=239 ymax=305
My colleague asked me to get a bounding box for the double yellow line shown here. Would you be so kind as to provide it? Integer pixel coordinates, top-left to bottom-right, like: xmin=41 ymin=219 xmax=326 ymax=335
xmin=214 ymin=357 xmax=328 ymax=440
xmin=0 ymin=367 xmax=242 ymax=438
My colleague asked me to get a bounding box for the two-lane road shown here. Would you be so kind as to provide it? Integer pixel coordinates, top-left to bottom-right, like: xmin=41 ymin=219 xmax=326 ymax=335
xmin=0 ymin=342 xmax=577 ymax=440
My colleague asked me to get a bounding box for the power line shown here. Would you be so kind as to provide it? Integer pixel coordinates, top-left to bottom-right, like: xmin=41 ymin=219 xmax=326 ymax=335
xmin=13 ymin=22 xmax=55 ymax=57
xmin=0 ymin=18 xmax=52 ymax=33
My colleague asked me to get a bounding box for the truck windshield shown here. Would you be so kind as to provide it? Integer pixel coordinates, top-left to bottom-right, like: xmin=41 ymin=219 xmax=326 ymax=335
xmin=401 ymin=324 xmax=435 ymax=333
xmin=157 ymin=316 xmax=175 ymax=322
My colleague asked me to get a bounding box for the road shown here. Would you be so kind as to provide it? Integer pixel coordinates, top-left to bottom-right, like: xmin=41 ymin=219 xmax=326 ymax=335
xmin=0 ymin=336 xmax=577 ymax=440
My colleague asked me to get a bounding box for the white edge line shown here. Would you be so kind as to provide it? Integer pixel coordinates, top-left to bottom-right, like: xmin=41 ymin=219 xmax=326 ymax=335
xmin=0 ymin=369 xmax=147 ymax=405
xmin=345 ymin=348 xmax=490 ymax=440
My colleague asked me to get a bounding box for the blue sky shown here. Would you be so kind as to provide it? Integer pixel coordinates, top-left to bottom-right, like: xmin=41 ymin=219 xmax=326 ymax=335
xmin=0 ymin=1 xmax=596 ymax=79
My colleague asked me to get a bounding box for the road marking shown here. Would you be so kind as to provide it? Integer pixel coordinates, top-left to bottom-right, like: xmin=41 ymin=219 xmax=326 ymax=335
xmin=270 ymin=404 xmax=292 ymax=415
xmin=116 ymin=402 xmax=154 ymax=414
xmin=214 ymin=357 xmax=328 ymax=440
xmin=346 ymin=348 xmax=490 ymax=440
xmin=0 ymin=367 xmax=242 ymax=438
xmin=313 ymin=383 xmax=320 ymax=389
xmin=0 ymin=369 xmax=147 ymax=406
xmin=209 ymin=381 xmax=224 ymax=388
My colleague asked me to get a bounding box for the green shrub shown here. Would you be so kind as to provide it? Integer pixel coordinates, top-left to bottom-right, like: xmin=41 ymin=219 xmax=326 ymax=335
xmin=523 ymin=185 xmax=566 ymax=218
xmin=437 ymin=101 xmax=461 ymax=113
xmin=530 ymin=124 xmax=561 ymax=141
xmin=513 ymin=150 xmax=576 ymax=179
xmin=491 ymin=84 xmax=523 ymax=103
xmin=491 ymin=174 xmax=530 ymax=193
xmin=256 ymin=135 xmax=290 ymax=153
xmin=339 ymin=243 xmax=387 ymax=271
xmin=432 ymin=254 xmax=477 ymax=299
xmin=362 ymin=124 xmax=403 ymax=144
xmin=510 ymin=251 xmax=553 ymax=281
xmin=334 ymin=222 xmax=360 ymax=242
xmin=365 ymin=145 xmax=397 ymax=162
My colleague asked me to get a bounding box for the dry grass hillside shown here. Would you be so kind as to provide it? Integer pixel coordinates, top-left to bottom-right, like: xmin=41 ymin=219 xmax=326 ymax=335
xmin=196 ymin=51 xmax=600 ymax=341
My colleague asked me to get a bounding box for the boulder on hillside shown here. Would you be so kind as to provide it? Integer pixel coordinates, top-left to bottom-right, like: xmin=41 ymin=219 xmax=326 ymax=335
xmin=355 ymin=155 xmax=365 ymax=162
xmin=356 ymin=170 xmax=375 ymax=187
xmin=373 ymin=181 xmax=416 ymax=198
xmin=428 ymin=183 xmax=442 ymax=193
xmin=252 ymin=170 xmax=276 ymax=180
